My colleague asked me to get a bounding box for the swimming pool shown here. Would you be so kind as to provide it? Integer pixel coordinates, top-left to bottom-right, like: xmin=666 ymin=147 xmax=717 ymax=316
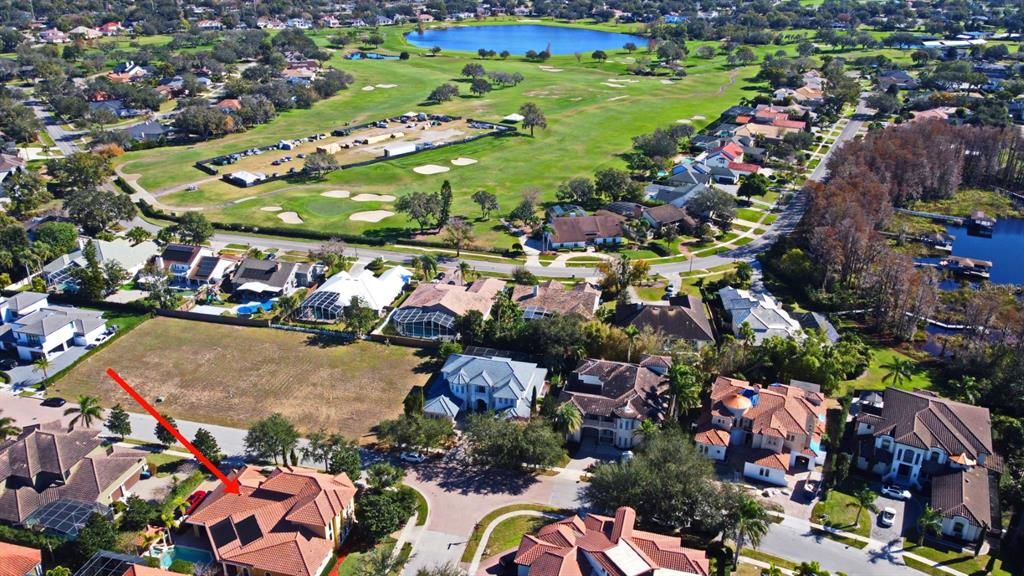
xmin=154 ymin=545 xmax=215 ymax=569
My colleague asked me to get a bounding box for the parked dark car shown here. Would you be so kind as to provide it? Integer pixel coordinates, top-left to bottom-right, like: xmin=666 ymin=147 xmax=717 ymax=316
xmin=0 ymin=358 xmax=17 ymax=370
xmin=41 ymin=397 xmax=67 ymax=408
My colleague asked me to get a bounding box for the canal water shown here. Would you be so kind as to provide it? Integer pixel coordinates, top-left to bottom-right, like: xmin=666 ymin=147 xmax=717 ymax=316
xmin=941 ymin=217 xmax=1024 ymax=285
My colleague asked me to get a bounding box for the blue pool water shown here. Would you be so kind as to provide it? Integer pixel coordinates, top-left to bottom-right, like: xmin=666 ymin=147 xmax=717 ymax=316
xmin=158 ymin=545 xmax=214 ymax=568
xmin=405 ymin=24 xmax=646 ymax=55
xmin=345 ymin=52 xmax=399 ymax=60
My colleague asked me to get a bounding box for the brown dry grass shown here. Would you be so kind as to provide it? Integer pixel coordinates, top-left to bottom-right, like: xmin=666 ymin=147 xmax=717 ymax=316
xmin=52 ymin=317 xmax=433 ymax=439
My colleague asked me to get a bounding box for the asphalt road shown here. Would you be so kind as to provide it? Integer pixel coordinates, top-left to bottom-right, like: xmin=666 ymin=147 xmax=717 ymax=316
xmin=809 ymin=96 xmax=872 ymax=183
xmin=760 ymin=516 xmax=918 ymax=575
xmin=28 ymin=100 xmax=82 ymax=155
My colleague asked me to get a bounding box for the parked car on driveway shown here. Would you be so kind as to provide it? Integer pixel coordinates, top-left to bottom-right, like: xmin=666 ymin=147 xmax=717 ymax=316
xmin=880 ymin=484 xmax=912 ymax=500
xmin=400 ymin=451 xmax=427 ymax=464
xmin=879 ymin=507 xmax=897 ymax=527
xmin=0 ymin=358 xmax=17 ymax=370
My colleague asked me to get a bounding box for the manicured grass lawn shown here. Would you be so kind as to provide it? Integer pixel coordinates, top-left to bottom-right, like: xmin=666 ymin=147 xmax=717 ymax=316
xmin=483 ymin=514 xmax=552 ymax=559
xmin=461 ymin=504 xmax=563 ymax=562
xmin=145 ymin=452 xmax=186 ymax=477
xmin=811 ymin=479 xmax=873 ymax=538
xmin=735 ymin=207 xmax=767 ymax=223
xmin=902 ymin=541 xmax=1010 ymax=576
xmin=841 ymin=344 xmax=935 ymax=396
xmin=51 ymin=317 xmax=432 ymax=438
xmin=740 ymin=549 xmax=799 ymax=570
xmin=336 ymin=537 xmax=402 ymax=576
xmin=117 ymin=22 xmax=791 ymax=248
xmin=634 ymin=284 xmax=667 ymax=301
xmin=408 ymin=485 xmax=429 ymax=526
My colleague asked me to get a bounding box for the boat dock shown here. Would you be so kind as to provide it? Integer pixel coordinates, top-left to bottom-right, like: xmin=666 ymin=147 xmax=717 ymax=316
xmin=915 ymin=255 xmax=993 ymax=278
xmin=895 ymin=208 xmax=965 ymax=226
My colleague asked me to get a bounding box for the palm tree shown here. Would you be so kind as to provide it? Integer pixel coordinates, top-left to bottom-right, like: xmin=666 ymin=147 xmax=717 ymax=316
xmin=732 ymin=495 xmax=771 ymax=565
xmin=64 ymin=395 xmax=103 ymax=431
xmin=881 ymin=359 xmax=916 ymax=388
xmin=639 ymin=419 xmax=659 ymax=442
xmin=916 ymin=504 xmax=942 ymax=544
xmin=948 ymin=376 xmax=981 ymax=404
xmin=33 ymin=356 xmax=51 ymax=387
xmin=852 ymin=486 xmax=877 ymax=525
xmin=624 ymin=325 xmax=641 ymax=363
xmin=457 ymin=260 xmax=473 ymax=283
xmin=0 ymin=411 xmax=20 ymax=442
xmin=668 ymin=362 xmax=702 ymax=420
xmin=553 ymin=403 xmax=583 ymax=437
xmin=416 ymin=254 xmax=438 ymax=281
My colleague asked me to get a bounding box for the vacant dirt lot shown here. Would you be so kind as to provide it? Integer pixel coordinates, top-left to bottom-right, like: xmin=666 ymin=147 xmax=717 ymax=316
xmin=52 ymin=317 xmax=433 ymax=439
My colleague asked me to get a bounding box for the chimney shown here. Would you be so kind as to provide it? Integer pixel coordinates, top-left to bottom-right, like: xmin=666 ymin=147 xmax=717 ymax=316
xmin=532 ymin=284 xmax=540 ymax=297
xmin=610 ymin=506 xmax=635 ymax=543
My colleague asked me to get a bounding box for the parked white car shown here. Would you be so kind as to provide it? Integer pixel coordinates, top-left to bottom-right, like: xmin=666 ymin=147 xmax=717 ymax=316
xmin=879 ymin=507 xmax=897 ymax=527
xmin=880 ymin=484 xmax=912 ymax=501
xmin=400 ymin=451 xmax=427 ymax=464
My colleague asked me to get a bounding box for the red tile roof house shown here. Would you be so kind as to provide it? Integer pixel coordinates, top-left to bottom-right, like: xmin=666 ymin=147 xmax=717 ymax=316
xmin=546 ymin=213 xmax=625 ymax=250
xmin=853 ymin=388 xmax=1000 ymax=543
xmin=0 ymin=541 xmax=42 ymax=576
xmin=694 ymin=377 xmax=826 ymax=487
xmin=514 ymin=506 xmax=710 ymax=576
xmin=185 ymin=465 xmax=357 ymax=576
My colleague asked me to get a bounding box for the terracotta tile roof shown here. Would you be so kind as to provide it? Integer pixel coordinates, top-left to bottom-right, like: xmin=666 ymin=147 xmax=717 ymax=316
xmin=749 ymin=450 xmax=789 ymax=471
xmin=123 ymin=566 xmax=173 ymax=576
xmin=560 ymin=357 xmax=669 ymax=422
xmin=399 ymin=278 xmax=505 ymax=317
xmin=931 ymin=466 xmax=994 ymax=528
xmin=867 ymin=388 xmax=993 ymax=460
xmin=727 ymin=162 xmax=760 ymax=174
xmin=515 ymin=507 xmax=709 ymax=576
xmin=695 ymin=426 xmax=730 ymax=447
xmin=0 ymin=541 xmax=41 ymax=576
xmin=511 ymin=281 xmax=601 ymax=319
xmin=709 ymin=377 xmax=824 ymax=440
xmin=187 ymin=466 xmax=356 ymax=576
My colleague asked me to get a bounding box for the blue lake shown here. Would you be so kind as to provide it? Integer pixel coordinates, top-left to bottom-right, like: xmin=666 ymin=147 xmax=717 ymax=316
xmin=405 ymin=25 xmax=646 ymax=55
xmin=943 ymin=217 xmax=1024 ymax=284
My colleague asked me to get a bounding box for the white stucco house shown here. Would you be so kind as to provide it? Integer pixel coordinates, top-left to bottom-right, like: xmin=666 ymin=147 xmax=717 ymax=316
xmin=718 ymin=286 xmax=803 ymax=344
xmin=0 ymin=292 xmax=107 ymax=361
xmin=854 ymin=388 xmax=999 ymax=543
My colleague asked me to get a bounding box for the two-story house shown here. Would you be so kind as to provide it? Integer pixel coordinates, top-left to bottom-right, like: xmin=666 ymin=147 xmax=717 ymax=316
xmin=227 ymin=258 xmax=311 ymax=300
xmin=695 ymin=377 xmax=826 ymax=486
xmin=0 ymin=292 xmax=106 ymax=361
xmin=854 ymin=388 xmax=999 ymax=543
xmin=186 ymin=466 xmax=357 ymax=576
xmin=152 ymin=243 xmax=214 ymax=288
xmin=438 ymin=353 xmax=547 ymax=419
xmin=559 ymin=356 xmax=670 ymax=450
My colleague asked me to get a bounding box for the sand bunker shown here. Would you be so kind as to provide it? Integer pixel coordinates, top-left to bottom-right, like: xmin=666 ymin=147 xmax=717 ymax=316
xmin=660 ymin=80 xmax=675 ymax=85
xmin=611 ymin=78 xmax=640 ymax=84
xmin=691 ymin=115 xmax=706 ymax=120
xmin=451 ymin=157 xmax=477 ymax=166
xmin=602 ymin=82 xmax=626 ymax=88
xmin=676 ymin=119 xmax=692 ymax=124
xmin=540 ymin=67 xmax=563 ymax=72
xmin=607 ymin=95 xmax=629 ymax=101
xmin=233 ymin=196 xmax=257 ymax=204
xmin=361 ymin=86 xmax=376 ymax=91
xmin=260 ymin=206 xmax=282 ymax=212
xmin=413 ymin=164 xmax=451 ymax=175
xmin=277 ymin=211 xmax=304 ymax=224
xmin=352 ymin=193 xmax=396 ymax=202
xmin=350 ymin=210 xmax=394 ymax=223
xmin=320 ymin=190 xmax=351 ymax=198
xmin=375 ymin=84 xmax=398 ymax=88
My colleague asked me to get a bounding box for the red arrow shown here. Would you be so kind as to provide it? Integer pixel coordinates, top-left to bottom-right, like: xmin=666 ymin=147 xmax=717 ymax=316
xmin=106 ymin=368 xmax=240 ymax=494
